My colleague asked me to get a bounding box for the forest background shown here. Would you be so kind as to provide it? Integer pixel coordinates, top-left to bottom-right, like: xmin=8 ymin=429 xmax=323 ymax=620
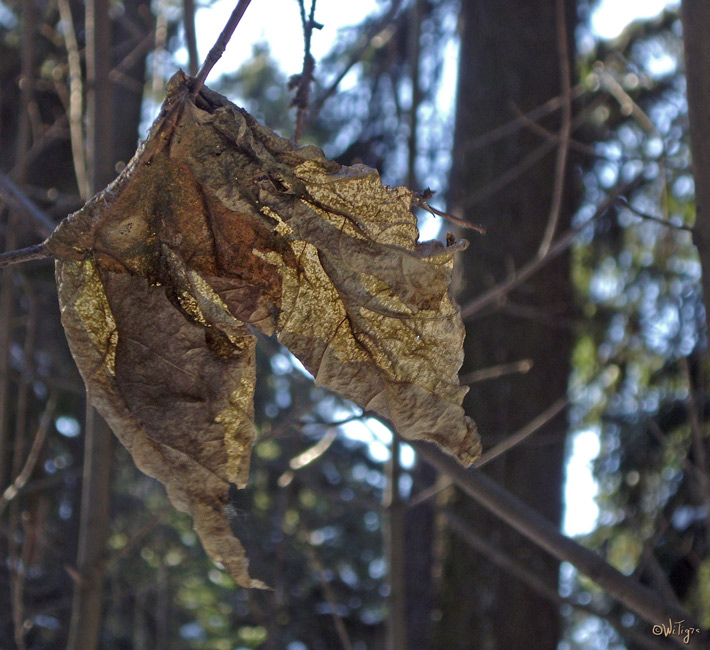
xmin=1 ymin=0 xmax=709 ymax=649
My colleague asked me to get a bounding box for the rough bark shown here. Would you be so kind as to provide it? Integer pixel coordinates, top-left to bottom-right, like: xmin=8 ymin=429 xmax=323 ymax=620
xmin=434 ymin=1 xmax=577 ymax=647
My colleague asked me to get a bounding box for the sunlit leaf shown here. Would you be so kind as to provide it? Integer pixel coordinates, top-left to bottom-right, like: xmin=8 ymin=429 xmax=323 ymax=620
xmin=46 ymin=71 xmax=480 ymax=586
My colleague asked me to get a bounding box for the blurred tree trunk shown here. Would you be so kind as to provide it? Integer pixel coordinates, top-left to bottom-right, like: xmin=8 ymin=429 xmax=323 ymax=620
xmin=66 ymin=2 xmax=151 ymax=649
xmin=682 ymin=0 xmax=710 ymax=314
xmin=434 ymin=1 xmax=578 ymax=648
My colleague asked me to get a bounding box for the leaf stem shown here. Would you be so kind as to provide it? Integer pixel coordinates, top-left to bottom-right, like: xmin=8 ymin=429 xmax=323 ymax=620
xmin=0 ymin=244 xmax=53 ymax=269
xmin=191 ymin=0 xmax=253 ymax=95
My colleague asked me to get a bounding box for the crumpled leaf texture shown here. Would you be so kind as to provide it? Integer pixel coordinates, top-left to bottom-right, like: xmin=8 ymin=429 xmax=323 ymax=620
xmin=46 ymin=71 xmax=480 ymax=587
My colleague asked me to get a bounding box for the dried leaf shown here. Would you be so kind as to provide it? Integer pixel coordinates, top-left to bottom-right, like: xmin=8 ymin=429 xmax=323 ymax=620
xmin=46 ymin=71 xmax=480 ymax=587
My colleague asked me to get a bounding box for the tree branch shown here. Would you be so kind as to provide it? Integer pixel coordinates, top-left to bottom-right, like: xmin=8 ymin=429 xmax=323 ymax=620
xmin=412 ymin=439 xmax=709 ymax=646
xmin=192 ymin=0 xmax=253 ymax=95
xmin=0 ymin=244 xmax=51 ymax=269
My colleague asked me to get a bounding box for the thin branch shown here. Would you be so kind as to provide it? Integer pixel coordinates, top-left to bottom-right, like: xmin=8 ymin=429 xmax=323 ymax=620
xmin=288 ymin=428 xmax=337 ymax=470
xmin=460 ymin=84 xmax=587 ymax=157
xmin=0 ymin=392 xmax=58 ymax=517
xmin=475 ymin=396 xmax=568 ymax=469
xmin=616 ymin=197 xmax=695 ymax=233
xmin=152 ymin=1 xmax=168 ymax=98
xmin=192 ymin=0 xmax=253 ymax=95
xmin=537 ymin=0 xmax=572 ymax=256
xmin=307 ymin=0 xmax=405 ymax=127
xmin=460 ymin=179 xmax=639 ymax=319
xmin=0 ymin=171 xmax=55 ymax=237
xmin=292 ymin=0 xmax=321 ymax=142
xmin=444 ymin=509 xmax=684 ymax=650
xmin=412 ymin=440 xmax=708 ymax=646
xmin=413 ymin=194 xmax=486 ymax=233
xmin=183 ymin=0 xmax=199 ymax=77
xmin=57 ymin=0 xmax=91 ymax=200
xmin=0 ymin=244 xmax=52 ymax=269
xmin=510 ymin=100 xmax=611 ymax=162
xmin=460 ymin=95 xmax=603 ymax=212
xmin=460 ymin=359 xmax=533 ymax=384
xmin=300 ymin=525 xmax=354 ymax=650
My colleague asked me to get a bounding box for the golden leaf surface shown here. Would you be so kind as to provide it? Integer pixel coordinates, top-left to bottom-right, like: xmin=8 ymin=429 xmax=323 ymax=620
xmin=46 ymin=71 xmax=480 ymax=587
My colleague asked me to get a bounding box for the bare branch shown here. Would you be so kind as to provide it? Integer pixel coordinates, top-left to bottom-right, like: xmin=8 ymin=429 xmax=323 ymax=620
xmin=300 ymin=524 xmax=355 ymax=650
xmin=444 ymin=509 xmax=684 ymax=650
xmin=537 ymin=0 xmax=572 ymax=256
xmin=460 ymin=358 xmax=533 ymax=384
xmin=460 ymin=179 xmax=640 ymax=319
xmin=192 ymin=0 xmax=253 ymax=95
xmin=292 ymin=0 xmax=321 ymax=142
xmin=0 ymin=393 xmax=58 ymax=517
xmin=412 ymin=439 xmax=708 ymax=645
xmin=616 ymin=197 xmax=695 ymax=233
xmin=0 ymin=171 xmax=55 ymax=237
xmin=0 ymin=244 xmax=52 ymax=269
xmin=183 ymin=0 xmax=199 ymax=76
xmin=307 ymin=0 xmax=405 ymax=127
xmin=475 ymin=396 xmax=568 ymax=469
xmin=57 ymin=0 xmax=91 ymax=200
xmin=460 ymin=84 xmax=587 ymax=157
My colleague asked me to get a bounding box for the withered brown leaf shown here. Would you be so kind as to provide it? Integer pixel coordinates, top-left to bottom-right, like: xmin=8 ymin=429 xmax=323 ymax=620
xmin=45 ymin=70 xmax=481 ymax=587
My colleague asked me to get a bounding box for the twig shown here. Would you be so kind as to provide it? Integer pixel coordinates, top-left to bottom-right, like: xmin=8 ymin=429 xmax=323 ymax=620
xmin=460 ymin=84 xmax=587 ymax=157
xmin=510 ymin=100 xmax=610 ymax=162
xmin=0 ymin=244 xmax=53 ymax=269
xmin=57 ymin=0 xmax=91 ymax=201
xmin=0 ymin=393 xmax=58 ymax=517
xmin=412 ymin=439 xmax=708 ymax=646
xmin=288 ymin=428 xmax=337 ymax=470
xmin=475 ymin=396 xmax=568 ymax=468
xmin=0 ymin=171 xmax=55 ymax=237
xmin=292 ymin=0 xmax=321 ymax=142
xmin=183 ymin=0 xmax=199 ymax=76
xmin=460 ymin=178 xmax=640 ymax=319
xmin=300 ymin=524 xmax=354 ymax=650
xmin=616 ymin=197 xmax=695 ymax=233
xmin=460 ymin=95 xmax=603 ymax=212
xmin=191 ymin=0 xmax=253 ymax=96
xmin=413 ymin=194 xmax=486 ymax=233
xmin=537 ymin=0 xmax=572 ymax=256
xmin=459 ymin=359 xmax=533 ymax=384
xmin=407 ymin=394 xmax=560 ymax=507
xmin=444 ymin=509 xmax=681 ymax=650
xmin=307 ymin=0 xmax=405 ymax=127
xmin=152 ymin=1 xmax=168 ymax=98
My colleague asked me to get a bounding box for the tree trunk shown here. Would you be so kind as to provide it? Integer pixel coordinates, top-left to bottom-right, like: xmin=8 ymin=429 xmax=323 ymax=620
xmin=682 ymin=0 xmax=710 ymax=314
xmin=434 ymin=1 xmax=577 ymax=648
xmin=67 ymin=1 xmax=151 ymax=648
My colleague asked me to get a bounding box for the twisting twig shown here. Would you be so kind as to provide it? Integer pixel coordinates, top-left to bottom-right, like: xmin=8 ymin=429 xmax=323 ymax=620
xmin=191 ymin=0 xmax=253 ymax=95
xmin=292 ymin=0 xmax=322 ymax=142
xmin=413 ymin=192 xmax=486 ymax=233
xmin=0 ymin=244 xmax=52 ymax=269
